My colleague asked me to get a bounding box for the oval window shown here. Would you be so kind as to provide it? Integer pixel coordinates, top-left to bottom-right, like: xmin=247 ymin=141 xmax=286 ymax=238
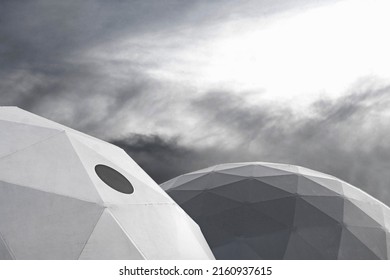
xmin=95 ymin=164 xmax=134 ymax=194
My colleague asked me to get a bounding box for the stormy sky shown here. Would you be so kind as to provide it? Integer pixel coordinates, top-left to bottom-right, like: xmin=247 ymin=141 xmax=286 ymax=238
xmin=1 ymin=0 xmax=390 ymax=206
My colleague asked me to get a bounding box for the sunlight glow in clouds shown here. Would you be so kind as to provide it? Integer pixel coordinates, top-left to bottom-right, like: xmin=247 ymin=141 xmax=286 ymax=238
xmin=101 ymin=0 xmax=390 ymax=108
xmin=198 ymin=0 xmax=390 ymax=105
xmin=85 ymin=0 xmax=390 ymax=142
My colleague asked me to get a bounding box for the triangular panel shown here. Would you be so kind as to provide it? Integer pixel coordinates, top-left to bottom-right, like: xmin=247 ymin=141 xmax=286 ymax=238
xmin=345 ymin=225 xmax=387 ymax=259
xmin=0 ymin=181 xmax=104 ymax=259
xmin=300 ymin=196 xmax=344 ymax=222
xmin=297 ymin=176 xmax=339 ymax=197
xmin=244 ymin=229 xmax=291 ymax=259
xmin=284 ymin=231 xmax=324 ymax=259
xmin=0 ymin=107 xmax=64 ymax=130
xmin=212 ymin=239 xmax=260 ymax=260
xmin=0 ymin=120 xmax=62 ymax=159
xmin=295 ymin=224 xmax=342 ymax=259
xmin=255 ymin=174 xmax=299 ymax=194
xmin=0 ymin=132 xmax=103 ymax=203
xmin=110 ymin=204 xmax=214 ymax=260
xmin=338 ymin=228 xmax=380 ymax=259
xmin=303 ymin=175 xmax=344 ymax=195
xmin=0 ymin=234 xmax=13 ymax=260
xmin=343 ymin=200 xmax=382 ymax=228
xmin=79 ymin=209 xmax=144 ymax=260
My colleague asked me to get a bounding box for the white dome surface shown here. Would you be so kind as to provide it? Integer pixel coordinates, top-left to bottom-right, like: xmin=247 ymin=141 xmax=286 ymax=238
xmin=0 ymin=107 xmax=214 ymax=260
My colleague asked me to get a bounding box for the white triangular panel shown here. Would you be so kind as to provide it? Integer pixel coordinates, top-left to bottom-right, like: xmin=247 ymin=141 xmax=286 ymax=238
xmin=0 ymin=132 xmax=103 ymax=204
xmin=0 ymin=107 xmax=63 ymax=130
xmin=79 ymin=209 xmax=145 ymax=260
xmin=0 ymin=120 xmax=62 ymax=159
xmin=110 ymin=204 xmax=215 ymax=260
xmin=0 ymin=181 xmax=103 ymax=259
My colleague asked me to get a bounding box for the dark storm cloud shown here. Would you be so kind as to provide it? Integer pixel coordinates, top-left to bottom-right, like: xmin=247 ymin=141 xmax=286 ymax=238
xmin=112 ymin=134 xmax=194 ymax=183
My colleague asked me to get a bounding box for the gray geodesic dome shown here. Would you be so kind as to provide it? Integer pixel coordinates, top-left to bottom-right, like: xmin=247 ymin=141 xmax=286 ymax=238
xmin=161 ymin=162 xmax=390 ymax=260
xmin=0 ymin=107 xmax=214 ymax=260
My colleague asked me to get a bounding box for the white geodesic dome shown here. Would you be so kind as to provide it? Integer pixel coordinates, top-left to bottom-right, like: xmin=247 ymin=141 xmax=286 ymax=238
xmin=0 ymin=107 xmax=214 ymax=260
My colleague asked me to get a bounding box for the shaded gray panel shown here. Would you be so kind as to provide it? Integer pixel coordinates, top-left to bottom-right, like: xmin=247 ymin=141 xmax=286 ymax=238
xmin=197 ymin=191 xmax=245 ymax=217
xmin=166 ymin=189 xmax=204 ymax=205
xmin=207 ymin=204 xmax=286 ymax=238
xmin=263 ymin=163 xmax=298 ymax=173
xmin=195 ymin=216 xmax=236 ymax=248
xmin=244 ymin=229 xmax=291 ymax=259
xmin=252 ymin=164 xmax=292 ymax=176
xmin=284 ymin=231 xmax=325 ymax=259
xmin=338 ymin=228 xmax=380 ymax=260
xmin=214 ymin=165 xmax=256 ymax=177
xmin=175 ymin=192 xmax=208 ymax=219
xmin=210 ymin=178 xmax=293 ymax=203
xmin=249 ymin=197 xmax=296 ymax=227
xmin=345 ymin=226 xmax=387 ymax=259
xmin=213 ymin=239 xmax=260 ymax=260
xmin=255 ymin=174 xmax=299 ymax=194
xmin=218 ymin=164 xmax=290 ymax=177
xmin=208 ymin=172 xmax=249 ymax=189
xmin=296 ymin=225 xmax=342 ymax=259
xmin=294 ymin=197 xmax=341 ymax=227
xmin=343 ymin=200 xmax=382 ymax=228
xmin=0 ymin=181 xmax=103 ymax=259
xmin=297 ymin=176 xmax=339 ymax=196
xmin=347 ymin=199 xmax=386 ymax=226
xmin=303 ymin=175 xmax=344 ymax=195
xmin=169 ymin=173 xmax=213 ymax=191
xmin=172 ymin=172 xmax=210 ymax=188
xmin=301 ymin=196 xmax=344 ymax=222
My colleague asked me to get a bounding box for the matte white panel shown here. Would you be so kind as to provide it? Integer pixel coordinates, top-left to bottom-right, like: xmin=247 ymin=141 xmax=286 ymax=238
xmin=0 ymin=132 xmax=103 ymax=204
xmin=0 ymin=120 xmax=62 ymax=159
xmin=0 ymin=107 xmax=63 ymax=130
xmin=0 ymin=181 xmax=103 ymax=259
xmin=79 ymin=209 xmax=144 ymax=260
xmin=111 ymin=204 xmax=215 ymax=260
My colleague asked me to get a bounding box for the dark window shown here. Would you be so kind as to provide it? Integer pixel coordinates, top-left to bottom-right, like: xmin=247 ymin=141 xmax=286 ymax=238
xmin=95 ymin=164 xmax=134 ymax=194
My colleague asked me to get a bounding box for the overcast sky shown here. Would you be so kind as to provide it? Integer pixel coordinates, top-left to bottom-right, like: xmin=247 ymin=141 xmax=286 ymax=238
xmin=1 ymin=0 xmax=390 ymax=206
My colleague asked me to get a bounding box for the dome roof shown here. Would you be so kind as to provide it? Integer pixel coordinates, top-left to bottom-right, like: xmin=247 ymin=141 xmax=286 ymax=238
xmin=0 ymin=107 xmax=214 ymax=260
xmin=161 ymin=162 xmax=390 ymax=259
